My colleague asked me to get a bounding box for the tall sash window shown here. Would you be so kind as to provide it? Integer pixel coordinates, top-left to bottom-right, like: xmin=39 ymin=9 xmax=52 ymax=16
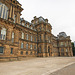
xmin=0 ymin=28 xmax=6 ymax=40
xmin=22 ymin=32 xmax=24 ymax=39
xmin=12 ymin=32 xmax=14 ymax=43
xmin=0 ymin=2 xmax=8 ymax=20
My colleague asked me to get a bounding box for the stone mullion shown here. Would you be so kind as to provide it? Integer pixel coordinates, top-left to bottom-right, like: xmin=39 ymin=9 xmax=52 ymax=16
xmin=18 ymin=13 xmax=20 ymax=24
xmin=1 ymin=5 xmax=4 ymax=18
xmin=12 ymin=6 xmax=14 ymax=20
xmin=17 ymin=12 xmax=20 ymax=24
xmin=9 ymin=5 xmax=12 ymax=20
xmin=16 ymin=12 xmax=18 ymax=23
xmin=16 ymin=12 xmax=19 ymax=23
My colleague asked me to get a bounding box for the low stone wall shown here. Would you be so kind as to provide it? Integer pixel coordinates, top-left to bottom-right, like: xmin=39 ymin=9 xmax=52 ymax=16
xmin=0 ymin=57 xmax=18 ymax=62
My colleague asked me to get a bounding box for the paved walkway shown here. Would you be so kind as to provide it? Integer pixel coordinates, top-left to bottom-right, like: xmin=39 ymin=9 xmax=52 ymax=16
xmin=0 ymin=57 xmax=75 ymax=75
xmin=49 ymin=63 xmax=75 ymax=75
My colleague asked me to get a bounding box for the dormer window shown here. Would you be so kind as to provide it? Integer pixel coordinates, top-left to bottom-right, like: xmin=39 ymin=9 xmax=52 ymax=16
xmin=36 ymin=20 xmax=38 ymax=23
xmin=22 ymin=23 xmax=25 ymax=26
xmin=27 ymin=25 xmax=29 ymax=27
xmin=61 ymin=42 xmax=64 ymax=46
xmin=31 ymin=27 xmax=33 ymax=29
xmin=0 ymin=2 xmax=8 ymax=20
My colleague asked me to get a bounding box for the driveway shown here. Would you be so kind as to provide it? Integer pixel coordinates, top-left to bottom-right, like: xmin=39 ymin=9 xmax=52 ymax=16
xmin=0 ymin=57 xmax=75 ymax=75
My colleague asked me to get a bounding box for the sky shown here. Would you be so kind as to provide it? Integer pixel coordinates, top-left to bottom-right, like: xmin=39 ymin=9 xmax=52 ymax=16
xmin=18 ymin=0 xmax=75 ymax=42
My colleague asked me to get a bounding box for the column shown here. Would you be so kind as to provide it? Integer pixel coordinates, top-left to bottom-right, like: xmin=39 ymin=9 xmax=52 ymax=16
xmin=9 ymin=5 xmax=12 ymax=20
xmin=12 ymin=6 xmax=15 ymax=20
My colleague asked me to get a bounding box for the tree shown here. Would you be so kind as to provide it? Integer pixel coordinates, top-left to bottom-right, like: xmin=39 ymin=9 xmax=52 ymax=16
xmin=71 ymin=42 xmax=75 ymax=56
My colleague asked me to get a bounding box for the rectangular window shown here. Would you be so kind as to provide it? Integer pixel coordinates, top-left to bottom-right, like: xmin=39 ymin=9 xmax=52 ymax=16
xmin=34 ymin=37 xmax=36 ymax=42
xmin=0 ymin=28 xmax=6 ymax=40
xmin=26 ymin=34 xmax=28 ymax=40
xmin=12 ymin=32 xmax=14 ymax=43
xmin=27 ymin=25 xmax=29 ymax=27
xmin=30 ymin=44 xmax=32 ymax=49
xmin=22 ymin=23 xmax=25 ymax=26
xmin=34 ymin=45 xmax=36 ymax=50
xmin=0 ymin=6 xmax=2 ymax=17
xmin=22 ymin=32 xmax=24 ymax=39
xmin=65 ymin=42 xmax=67 ymax=46
xmin=26 ymin=44 xmax=28 ymax=49
xmin=61 ymin=42 xmax=63 ymax=46
xmin=21 ymin=43 xmax=24 ymax=49
xmin=11 ymin=48 xmax=13 ymax=54
xmin=14 ymin=15 xmax=16 ymax=23
xmin=31 ymin=36 xmax=32 ymax=41
xmin=0 ymin=47 xmax=4 ymax=54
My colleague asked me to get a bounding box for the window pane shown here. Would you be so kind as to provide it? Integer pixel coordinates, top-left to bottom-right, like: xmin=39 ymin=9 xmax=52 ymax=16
xmin=0 ymin=3 xmax=8 ymax=20
xmin=0 ymin=47 xmax=4 ymax=53
xmin=31 ymin=36 xmax=32 ymax=41
xmin=3 ymin=6 xmax=5 ymax=19
xmin=30 ymin=44 xmax=32 ymax=49
xmin=21 ymin=51 xmax=23 ymax=55
xmin=14 ymin=15 xmax=16 ymax=23
xmin=0 ymin=5 xmax=3 ymax=18
xmin=22 ymin=32 xmax=24 ymax=39
xmin=11 ymin=48 xmax=13 ymax=54
xmin=22 ymin=23 xmax=25 ymax=26
xmin=26 ymin=34 xmax=28 ymax=40
xmin=21 ymin=43 xmax=23 ymax=49
xmin=1 ymin=28 xmax=6 ymax=40
xmin=26 ymin=44 xmax=28 ymax=49
xmin=12 ymin=32 xmax=14 ymax=42
xmin=26 ymin=51 xmax=28 ymax=55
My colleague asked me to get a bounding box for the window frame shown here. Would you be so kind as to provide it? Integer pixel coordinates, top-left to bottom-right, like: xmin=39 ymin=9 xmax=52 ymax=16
xmin=21 ymin=42 xmax=24 ymax=49
xmin=0 ymin=28 xmax=6 ymax=40
xmin=0 ymin=2 xmax=8 ymax=20
xmin=0 ymin=46 xmax=4 ymax=54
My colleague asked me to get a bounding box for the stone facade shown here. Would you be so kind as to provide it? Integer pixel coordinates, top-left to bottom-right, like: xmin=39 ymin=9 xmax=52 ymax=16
xmin=0 ymin=0 xmax=73 ymax=61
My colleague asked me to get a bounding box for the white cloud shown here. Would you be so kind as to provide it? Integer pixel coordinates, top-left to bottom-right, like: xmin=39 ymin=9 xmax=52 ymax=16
xmin=18 ymin=0 xmax=75 ymax=42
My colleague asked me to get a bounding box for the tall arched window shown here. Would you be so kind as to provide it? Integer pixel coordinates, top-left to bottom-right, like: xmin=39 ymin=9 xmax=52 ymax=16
xmin=0 ymin=28 xmax=6 ymax=40
xmin=0 ymin=2 xmax=8 ymax=20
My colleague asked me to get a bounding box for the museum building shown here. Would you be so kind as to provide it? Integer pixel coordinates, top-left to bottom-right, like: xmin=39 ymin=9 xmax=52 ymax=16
xmin=0 ymin=0 xmax=73 ymax=61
